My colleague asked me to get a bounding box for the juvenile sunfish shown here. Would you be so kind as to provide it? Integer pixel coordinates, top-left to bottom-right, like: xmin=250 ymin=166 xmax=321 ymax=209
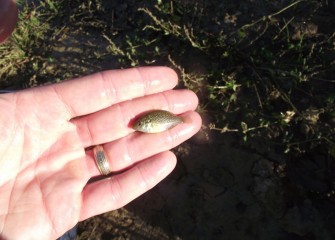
xmin=132 ymin=110 xmax=183 ymax=133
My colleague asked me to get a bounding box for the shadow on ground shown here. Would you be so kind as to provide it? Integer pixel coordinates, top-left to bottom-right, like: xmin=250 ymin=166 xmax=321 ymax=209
xmin=78 ymin=128 xmax=335 ymax=240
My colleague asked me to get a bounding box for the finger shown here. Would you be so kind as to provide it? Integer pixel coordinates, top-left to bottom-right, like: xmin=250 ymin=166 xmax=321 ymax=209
xmin=48 ymin=67 xmax=178 ymax=118
xmin=85 ymin=111 xmax=201 ymax=176
xmin=73 ymin=89 xmax=199 ymax=147
xmin=80 ymin=151 xmax=177 ymax=220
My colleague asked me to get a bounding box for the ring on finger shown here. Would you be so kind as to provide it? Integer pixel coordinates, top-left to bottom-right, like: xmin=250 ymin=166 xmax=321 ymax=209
xmin=93 ymin=145 xmax=111 ymax=175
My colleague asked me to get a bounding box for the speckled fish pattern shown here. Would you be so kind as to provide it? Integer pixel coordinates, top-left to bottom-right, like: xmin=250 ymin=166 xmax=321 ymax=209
xmin=132 ymin=110 xmax=183 ymax=133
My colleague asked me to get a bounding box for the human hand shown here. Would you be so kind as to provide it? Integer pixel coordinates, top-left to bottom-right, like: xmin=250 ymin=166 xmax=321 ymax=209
xmin=0 ymin=67 xmax=201 ymax=239
xmin=0 ymin=0 xmax=18 ymax=44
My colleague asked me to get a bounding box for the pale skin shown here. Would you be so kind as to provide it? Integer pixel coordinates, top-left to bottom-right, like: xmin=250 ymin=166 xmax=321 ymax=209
xmin=0 ymin=67 xmax=202 ymax=239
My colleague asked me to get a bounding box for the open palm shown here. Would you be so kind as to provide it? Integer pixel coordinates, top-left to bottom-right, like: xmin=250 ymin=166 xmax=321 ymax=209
xmin=0 ymin=67 xmax=201 ymax=239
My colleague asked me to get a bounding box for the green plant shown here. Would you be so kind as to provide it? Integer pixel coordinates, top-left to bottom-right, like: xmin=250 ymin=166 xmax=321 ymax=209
xmin=0 ymin=0 xmax=61 ymax=81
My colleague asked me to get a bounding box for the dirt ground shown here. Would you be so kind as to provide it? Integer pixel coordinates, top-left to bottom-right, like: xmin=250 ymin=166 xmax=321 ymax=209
xmin=1 ymin=0 xmax=335 ymax=239
xmin=75 ymin=2 xmax=335 ymax=238
xmin=77 ymin=131 xmax=335 ymax=240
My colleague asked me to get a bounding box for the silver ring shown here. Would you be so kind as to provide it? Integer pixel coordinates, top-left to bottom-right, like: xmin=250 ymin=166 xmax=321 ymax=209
xmin=93 ymin=145 xmax=111 ymax=175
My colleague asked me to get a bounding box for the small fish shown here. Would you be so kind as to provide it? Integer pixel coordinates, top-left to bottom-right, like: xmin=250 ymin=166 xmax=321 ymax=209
xmin=132 ymin=110 xmax=183 ymax=133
